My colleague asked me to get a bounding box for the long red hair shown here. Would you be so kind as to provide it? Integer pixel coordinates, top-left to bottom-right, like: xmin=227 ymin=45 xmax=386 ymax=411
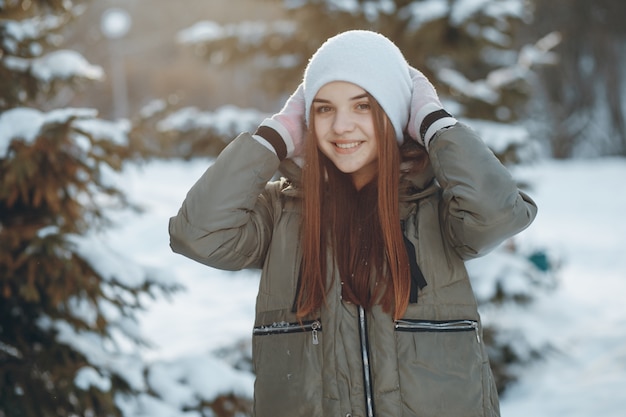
xmin=296 ymin=93 xmax=420 ymax=320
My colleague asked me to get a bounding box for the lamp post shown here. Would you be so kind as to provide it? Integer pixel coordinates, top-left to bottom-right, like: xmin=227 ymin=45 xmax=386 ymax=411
xmin=100 ymin=7 xmax=132 ymax=119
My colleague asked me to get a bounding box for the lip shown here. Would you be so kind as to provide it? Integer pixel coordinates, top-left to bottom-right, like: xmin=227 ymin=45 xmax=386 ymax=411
xmin=333 ymin=140 xmax=364 ymax=154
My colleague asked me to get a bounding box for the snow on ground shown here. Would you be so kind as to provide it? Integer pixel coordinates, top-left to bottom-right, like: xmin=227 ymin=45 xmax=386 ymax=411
xmin=499 ymin=158 xmax=626 ymax=417
xmin=112 ymin=155 xmax=626 ymax=416
xmin=109 ymin=158 xmax=259 ymax=362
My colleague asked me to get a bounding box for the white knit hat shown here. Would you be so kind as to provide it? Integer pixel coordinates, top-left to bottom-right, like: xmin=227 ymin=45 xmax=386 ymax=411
xmin=303 ymin=30 xmax=412 ymax=144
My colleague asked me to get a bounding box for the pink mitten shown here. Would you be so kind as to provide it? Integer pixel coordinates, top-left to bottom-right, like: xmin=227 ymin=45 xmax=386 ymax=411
xmin=254 ymin=84 xmax=306 ymax=160
xmin=407 ymin=67 xmax=457 ymax=149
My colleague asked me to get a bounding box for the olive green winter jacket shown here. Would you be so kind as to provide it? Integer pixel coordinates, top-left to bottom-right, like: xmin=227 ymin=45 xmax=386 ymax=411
xmin=169 ymin=123 xmax=538 ymax=417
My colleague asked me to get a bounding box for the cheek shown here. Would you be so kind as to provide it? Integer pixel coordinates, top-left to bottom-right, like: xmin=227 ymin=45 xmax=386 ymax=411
xmin=313 ymin=120 xmax=332 ymax=147
xmin=362 ymin=117 xmax=376 ymax=136
xmin=313 ymin=118 xmax=324 ymax=137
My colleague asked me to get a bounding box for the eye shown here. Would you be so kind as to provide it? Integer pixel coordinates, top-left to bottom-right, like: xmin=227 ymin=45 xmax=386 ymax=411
xmin=314 ymin=104 xmax=333 ymax=114
xmin=355 ymin=101 xmax=371 ymax=111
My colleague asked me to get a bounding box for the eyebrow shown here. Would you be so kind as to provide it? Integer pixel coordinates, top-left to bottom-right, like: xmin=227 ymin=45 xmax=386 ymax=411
xmin=313 ymin=93 xmax=369 ymax=104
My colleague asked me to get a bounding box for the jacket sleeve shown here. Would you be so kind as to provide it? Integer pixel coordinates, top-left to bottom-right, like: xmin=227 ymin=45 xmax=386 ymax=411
xmin=428 ymin=123 xmax=538 ymax=259
xmin=168 ymin=132 xmax=281 ymax=271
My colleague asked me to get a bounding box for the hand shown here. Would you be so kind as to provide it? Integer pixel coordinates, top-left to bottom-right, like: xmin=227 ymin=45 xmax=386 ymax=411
xmin=255 ymin=84 xmax=306 ymax=160
xmin=407 ymin=67 xmax=457 ymax=149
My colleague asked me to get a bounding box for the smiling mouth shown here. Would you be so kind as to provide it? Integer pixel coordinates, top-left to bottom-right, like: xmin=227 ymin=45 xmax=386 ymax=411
xmin=334 ymin=141 xmax=362 ymax=149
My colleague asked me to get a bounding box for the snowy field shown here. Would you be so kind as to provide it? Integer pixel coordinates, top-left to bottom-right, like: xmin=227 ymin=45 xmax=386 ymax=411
xmin=111 ymin=155 xmax=626 ymax=416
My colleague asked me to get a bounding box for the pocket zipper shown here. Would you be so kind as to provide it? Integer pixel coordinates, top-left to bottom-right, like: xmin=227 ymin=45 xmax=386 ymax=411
xmin=394 ymin=319 xmax=480 ymax=343
xmin=253 ymin=319 xmax=322 ymax=345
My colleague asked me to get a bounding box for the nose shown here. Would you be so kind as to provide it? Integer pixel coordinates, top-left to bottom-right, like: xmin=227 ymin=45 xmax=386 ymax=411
xmin=332 ymin=109 xmax=355 ymax=135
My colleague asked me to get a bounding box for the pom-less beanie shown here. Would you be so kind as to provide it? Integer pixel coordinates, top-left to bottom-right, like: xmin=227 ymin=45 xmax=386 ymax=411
xmin=303 ymin=30 xmax=412 ymax=144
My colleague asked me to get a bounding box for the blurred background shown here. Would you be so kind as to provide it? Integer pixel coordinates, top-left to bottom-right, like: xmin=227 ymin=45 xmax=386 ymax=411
xmin=65 ymin=0 xmax=283 ymax=117
xmin=68 ymin=0 xmax=626 ymax=159
xmin=1 ymin=0 xmax=625 ymax=416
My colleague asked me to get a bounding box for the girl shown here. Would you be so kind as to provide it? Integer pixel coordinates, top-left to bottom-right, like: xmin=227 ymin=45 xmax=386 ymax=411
xmin=169 ymin=30 xmax=537 ymax=417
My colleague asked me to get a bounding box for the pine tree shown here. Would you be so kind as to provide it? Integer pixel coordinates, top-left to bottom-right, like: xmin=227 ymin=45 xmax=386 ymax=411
xmin=171 ymin=0 xmax=558 ymax=395
xmin=0 ymin=2 xmax=178 ymax=416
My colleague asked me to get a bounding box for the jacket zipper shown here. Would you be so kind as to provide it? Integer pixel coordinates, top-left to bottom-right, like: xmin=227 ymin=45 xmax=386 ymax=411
xmin=253 ymin=319 xmax=321 ymax=345
xmin=394 ymin=318 xmax=480 ymax=343
xmin=358 ymin=305 xmax=375 ymax=417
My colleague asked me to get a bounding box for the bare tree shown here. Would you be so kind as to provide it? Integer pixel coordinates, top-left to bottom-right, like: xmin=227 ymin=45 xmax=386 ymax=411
xmin=529 ymin=0 xmax=626 ymax=157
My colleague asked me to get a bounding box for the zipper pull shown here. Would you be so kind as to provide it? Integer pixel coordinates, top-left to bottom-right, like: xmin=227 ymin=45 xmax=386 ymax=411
xmin=311 ymin=320 xmax=320 ymax=345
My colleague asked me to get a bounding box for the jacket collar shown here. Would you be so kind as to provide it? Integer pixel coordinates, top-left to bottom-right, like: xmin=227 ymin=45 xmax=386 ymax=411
xmin=278 ymin=158 xmax=440 ymax=203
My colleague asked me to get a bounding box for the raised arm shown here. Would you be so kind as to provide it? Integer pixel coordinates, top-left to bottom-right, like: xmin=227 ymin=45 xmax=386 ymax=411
xmin=169 ymin=84 xmax=307 ymax=270
xmin=429 ymin=124 xmax=537 ymax=259
xmin=168 ymin=135 xmax=281 ymax=270
xmin=406 ymin=66 xmax=537 ymax=259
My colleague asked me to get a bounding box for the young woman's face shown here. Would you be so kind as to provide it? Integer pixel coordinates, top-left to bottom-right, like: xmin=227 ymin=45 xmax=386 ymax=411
xmin=312 ymin=81 xmax=378 ymax=190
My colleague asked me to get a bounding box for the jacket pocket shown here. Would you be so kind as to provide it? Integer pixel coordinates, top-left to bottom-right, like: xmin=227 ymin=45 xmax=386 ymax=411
xmin=395 ymin=318 xmax=479 ymax=340
xmin=395 ymin=318 xmax=493 ymax=416
xmin=253 ymin=319 xmax=321 ymax=343
xmin=252 ymin=319 xmax=323 ymax=417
